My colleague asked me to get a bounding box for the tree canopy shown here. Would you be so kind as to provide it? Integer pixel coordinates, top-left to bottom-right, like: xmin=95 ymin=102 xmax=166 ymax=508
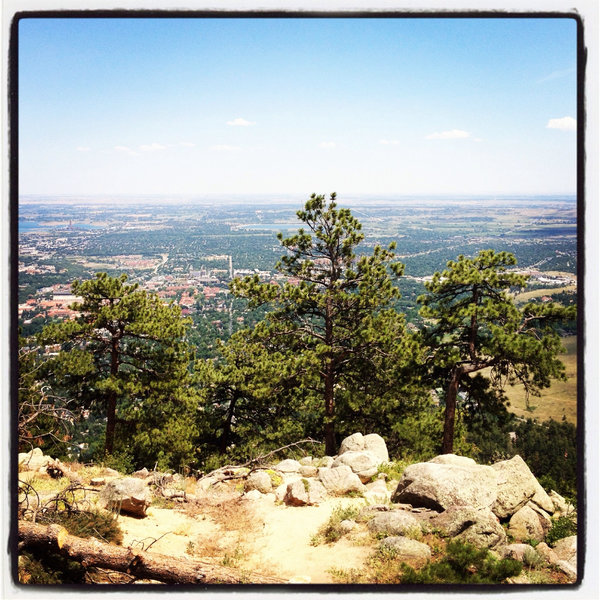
xmin=230 ymin=193 xmax=423 ymax=455
xmin=37 ymin=273 xmax=198 ymax=470
xmin=418 ymin=250 xmax=576 ymax=454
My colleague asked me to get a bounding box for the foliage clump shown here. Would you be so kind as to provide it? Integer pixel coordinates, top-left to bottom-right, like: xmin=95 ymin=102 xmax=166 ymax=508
xmin=546 ymin=515 xmax=577 ymax=546
xmin=311 ymin=504 xmax=361 ymax=545
xmin=400 ymin=540 xmax=522 ymax=584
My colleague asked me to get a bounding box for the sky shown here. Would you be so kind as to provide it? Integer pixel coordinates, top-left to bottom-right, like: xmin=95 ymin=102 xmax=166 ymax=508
xmin=17 ymin=16 xmax=578 ymax=197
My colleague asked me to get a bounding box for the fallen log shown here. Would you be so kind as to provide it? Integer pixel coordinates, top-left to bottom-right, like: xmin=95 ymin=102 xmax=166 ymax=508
xmin=18 ymin=521 xmax=285 ymax=584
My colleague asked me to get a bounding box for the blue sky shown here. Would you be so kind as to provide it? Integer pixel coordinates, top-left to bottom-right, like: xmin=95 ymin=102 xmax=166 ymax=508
xmin=18 ymin=17 xmax=578 ymax=196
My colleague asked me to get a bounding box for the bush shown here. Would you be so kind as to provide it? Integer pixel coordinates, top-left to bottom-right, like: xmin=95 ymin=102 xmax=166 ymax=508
xmin=311 ymin=505 xmax=360 ymax=545
xmin=36 ymin=508 xmax=123 ymax=545
xmin=401 ymin=540 xmax=522 ymax=584
xmin=546 ymin=515 xmax=577 ymax=546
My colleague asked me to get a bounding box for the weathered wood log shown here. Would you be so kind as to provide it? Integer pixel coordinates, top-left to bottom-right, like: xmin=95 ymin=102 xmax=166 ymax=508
xmin=18 ymin=521 xmax=285 ymax=584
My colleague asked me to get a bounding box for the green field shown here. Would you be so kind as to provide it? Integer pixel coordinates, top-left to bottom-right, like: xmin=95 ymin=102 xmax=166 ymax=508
xmin=502 ymin=335 xmax=577 ymax=425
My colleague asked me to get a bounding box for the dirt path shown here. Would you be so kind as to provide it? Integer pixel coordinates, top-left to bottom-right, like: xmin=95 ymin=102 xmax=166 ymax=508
xmin=118 ymin=493 xmax=373 ymax=583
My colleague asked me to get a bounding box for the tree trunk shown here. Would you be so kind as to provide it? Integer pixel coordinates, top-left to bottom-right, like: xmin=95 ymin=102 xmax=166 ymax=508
xmin=18 ymin=521 xmax=285 ymax=584
xmin=104 ymin=337 xmax=120 ymax=456
xmin=442 ymin=369 xmax=461 ymax=454
xmin=323 ymin=295 xmax=336 ymax=456
xmin=219 ymin=395 xmax=238 ymax=454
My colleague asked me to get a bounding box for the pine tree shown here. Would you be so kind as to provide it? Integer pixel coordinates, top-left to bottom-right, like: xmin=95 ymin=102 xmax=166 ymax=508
xmin=418 ymin=250 xmax=576 ymax=454
xmin=38 ymin=273 xmax=198 ymax=469
xmin=230 ymin=193 xmax=421 ymax=455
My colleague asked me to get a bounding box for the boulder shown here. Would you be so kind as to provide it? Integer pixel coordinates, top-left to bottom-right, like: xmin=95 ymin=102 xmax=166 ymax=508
xmin=275 ymin=459 xmax=301 ymax=473
xmin=100 ymin=477 xmax=151 ymax=518
xmin=299 ymin=465 xmax=318 ymax=478
xmin=491 ymin=455 xmax=550 ymax=519
xmin=537 ymin=540 xmax=577 ymax=581
xmin=553 ymin=535 xmax=577 ymax=564
xmin=243 ymin=489 xmax=264 ymax=501
xmin=526 ymin=501 xmax=552 ymax=535
xmin=338 ymin=432 xmax=365 ymax=454
xmin=508 ymin=504 xmax=545 ymax=542
xmin=431 ymin=506 xmax=506 ymax=549
xmin=332 ymin=451 xmax=379 ymax=483
xmin=367 ymin=511 xmax=420 ymax=536
xmin=338 ymin=432 xmax=389 ymax=463
xmin=316 ymin=456 xmax=334 ymax=469
xmin=299 ymin=456 xmax=313 ymax=466
xmin=90 ymin=477 xmax=106 ymax=487
xmin=283 ymin=478 xmax=327 ymax=506
xmin=132 ymin=468 xmax=150 ymax=479
xmin=18 ymin=448 xmax=52 ymax=472
xmin=549 ymin=490 xmax=575 ymax=517
xmin=391 ymin=460 xmax=498 ymax=512
xmin=501 ymin=543 xmax=536 ymax=562
xmin=318 ymin=466 xmax=364 ymax=495
xmin=380 ymin=537 xmax=431 ymax=565
xmin=274 ymin=483 xmax=288 ymax=503
xmin=245 ymin=471 xmax=273 ymax=494
xmin=338 ymin=520 xmax=357 ymax=534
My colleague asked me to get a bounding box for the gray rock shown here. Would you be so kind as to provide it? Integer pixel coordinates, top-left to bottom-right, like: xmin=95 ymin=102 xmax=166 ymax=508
xmin=318 ymin=465 xmax=365 ymax=495
xmin=283 ymin=478 xmax=327 ymax=506
xmin=526 ymin=501 xmax=552 ymax=535
xmin=338 ymin=432 xmax=365 ymax=454
xmin=363 ymin=434 xmax=389 ymax=463
xmin=317 ymin=456 xmax=334 ymax=468
xmin=332 ymin=451 xmax=379 ymax=483
xmin=299 ymin=456 xmax=313 ymax=466
xmin=549 ymin=490 xmax=575 ymax=517
xmin=245 ymin=471 xmax=273 ymax=494
xmin=90 ymin=477 xmax=106 ymax=487
xmin=380 ymin=536 xmax=431 ymax=565
xmin=431 ymin=506 xmax=506 ymax=549
xmin=299 ymin=465 xmax=318 ymax=478
xmin=392 ymin=460 xmax=498 ymax=512
xmin=501 ymin=543 xmax=536 ymax=562
xmin=537 ymin=539 xmax=577 ymax=581
xmin=553 ymin=535 xmax=577 ymax=563
xmin=100 ymin=477 xmax=151 ymax=517
xmin=274 ymin=483 xmax=288 ymax=503
xmin=244 ymin=489 xmax=263 ymax=501
xmin=367 ymin=511 xmax=420 ymax=536
xmin=508 ymin=504 xmax=545 ymax=542
xmin=338 ymin=519 xmax=356 ymax=534
xmin=491 ymin=455 xmax=551 ymax=519
xmin=275 ymin=459 xmax=301 ymax=473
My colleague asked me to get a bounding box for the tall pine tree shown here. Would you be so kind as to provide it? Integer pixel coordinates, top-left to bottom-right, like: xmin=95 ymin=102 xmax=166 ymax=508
xmin=38 ymin=273 xmax=198 ymax=469
xmin=418 ymin=250 xmax=576 ymax=454
xmin=230 ymin=193 xmax=421 ymax=455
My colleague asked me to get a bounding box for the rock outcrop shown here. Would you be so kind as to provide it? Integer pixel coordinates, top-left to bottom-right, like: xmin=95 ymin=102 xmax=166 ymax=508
xmin=100 ymin=477 xmax=151 ymax=518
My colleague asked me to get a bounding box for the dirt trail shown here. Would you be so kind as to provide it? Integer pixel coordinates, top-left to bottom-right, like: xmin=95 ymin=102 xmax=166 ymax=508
xmin=118 ymin=493 xmax=373 ymax=583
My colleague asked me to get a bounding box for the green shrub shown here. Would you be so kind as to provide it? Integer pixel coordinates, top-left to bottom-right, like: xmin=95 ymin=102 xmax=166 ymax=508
xmin=546 ymin=515 xmax=577 ymax=546
xmin=401 ymin=540 xmax=522 ymax=584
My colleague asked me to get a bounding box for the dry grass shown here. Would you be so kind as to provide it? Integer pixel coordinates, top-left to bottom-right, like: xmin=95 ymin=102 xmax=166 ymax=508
xmin=503 ymin=336 xmax=577 ymax=424
xmin=514 ymin=285 xmax=576 ymax=303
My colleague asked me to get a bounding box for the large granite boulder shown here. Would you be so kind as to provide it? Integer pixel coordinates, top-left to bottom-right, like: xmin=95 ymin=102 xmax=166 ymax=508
xmin=380 ymin=537 xmax=431 ymax=565
xmin=491 ymin=455 xmax=553 ymax=518
xmin=367 ymin=511 xmax=420 ymax=536
xmin=318 ymin=465 xmax=365 ymax=495
xmin=508 ymin=504 xmax=546 ymax=542
xmin=549 ymin=490 xmax=575 ymax=517
xmin=100 ymin=477 xmax=151 ymax=517
xmin=338 ymin=432 xmax=389 ymax=463
xmin=391 ymin=458 xmax=498 ymax=512
xmin=332 ymin=451 xmax=380 ymax=483
xmin=536 ymin=538 xmax=577 ymax=581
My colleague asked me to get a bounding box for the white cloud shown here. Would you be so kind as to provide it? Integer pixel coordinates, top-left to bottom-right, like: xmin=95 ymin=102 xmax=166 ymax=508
xmin=139 ymin=142 xmax=167 ymax=152
xmin=76 ymin=146 xmax=91 ymax=152
xmin=537 ymin=68 xmax=575 ymax=84
xmin=379 ymin=139 xmax=400 ymax=145
xmin=211 ymin=144 xmax=241 ymax=152
xmin=426 ymin=129 xmax=471 ymax=140
xmin=178 ymin=142 xmax=196 ymax=148
xmin=226 ymin=118 xmax=255 ymax=127
xmin=546 ymin=116 xmax=576 ymax=131
xmin=114 ymin=145 xmax=139 ymax=156
xmin=319 ymin=141 xmax=336 ymax=149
